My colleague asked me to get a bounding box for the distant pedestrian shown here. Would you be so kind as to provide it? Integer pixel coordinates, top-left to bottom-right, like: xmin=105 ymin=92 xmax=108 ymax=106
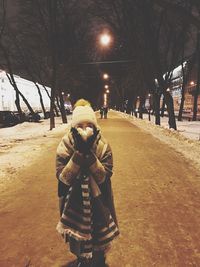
xmin=56 ymin=99 xmax=119 ymax=267
xmin=100 ymin=106 xmax=104 ymax=119
xmin=103 ymin=106 xmax=108 ymax=119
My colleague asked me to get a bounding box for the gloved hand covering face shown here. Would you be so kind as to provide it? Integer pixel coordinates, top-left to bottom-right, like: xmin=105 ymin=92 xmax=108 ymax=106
xmin=76 ymin=127 xmax=94 ymax=141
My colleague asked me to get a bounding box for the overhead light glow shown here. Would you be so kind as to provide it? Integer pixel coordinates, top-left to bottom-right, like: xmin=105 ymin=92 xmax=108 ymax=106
xmin=100 ymin=33 xmax=111 ymax=46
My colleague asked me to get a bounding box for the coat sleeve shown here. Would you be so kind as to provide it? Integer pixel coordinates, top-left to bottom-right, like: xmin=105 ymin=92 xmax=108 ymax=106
xmin=85 ymin=143 xmax=113 ymax=184
xmin=56 ymin=137 xmax=84 ymax=186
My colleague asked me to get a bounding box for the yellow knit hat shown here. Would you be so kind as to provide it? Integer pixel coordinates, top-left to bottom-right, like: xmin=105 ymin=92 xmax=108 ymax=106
xmin=71 ymin=99 xmax=97 ymax=127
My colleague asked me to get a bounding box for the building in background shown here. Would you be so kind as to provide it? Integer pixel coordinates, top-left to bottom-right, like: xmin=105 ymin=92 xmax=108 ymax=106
xmin=169 ymin=61 xmax=200 ymax=114
xmin=0 ymin=70 xmax=51 ymax=111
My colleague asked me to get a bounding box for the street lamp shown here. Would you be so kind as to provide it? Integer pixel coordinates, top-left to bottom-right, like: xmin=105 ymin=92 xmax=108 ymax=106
xmin=190 ymin=81 xmax=195 ymax=86
xmin=100 ymin=33 xmax=111 ymax=47
xmin=104 ymin=93 xmax=107 ymax=106
xmin=103 ymin=73 xmax=109 ymax=80
xmin=104 ymin=85 xmax=109 ymax=89
xmin=106 ymin=89 xmax=110 ymax=93
xmin=148 ymin=93 xmax=151 ymax=121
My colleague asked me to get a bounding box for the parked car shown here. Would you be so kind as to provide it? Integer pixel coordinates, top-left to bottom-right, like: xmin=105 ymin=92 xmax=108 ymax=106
xmin=35 ymin=110 xmax=50 ymax=119
xmin=13 ymin=111 xmax=30 ymax=122
xmin=0 ymin=111 xmax=20 ymax=127
xmin=26 ymin=112 xmax=41 ymax=122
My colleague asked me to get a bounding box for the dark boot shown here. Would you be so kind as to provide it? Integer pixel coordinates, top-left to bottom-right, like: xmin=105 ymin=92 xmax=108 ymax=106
xmin=77 ymin=258 xmax=92 ymax=267
xmin=67 ymin=258 xmax=92 ymax=267
xmin=92 ymin=252 xmax=108 ymax=267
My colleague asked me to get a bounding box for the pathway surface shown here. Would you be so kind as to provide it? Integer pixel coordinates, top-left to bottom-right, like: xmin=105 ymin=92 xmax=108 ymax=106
xmin=0 ymin=111 xmax=200 ymax=267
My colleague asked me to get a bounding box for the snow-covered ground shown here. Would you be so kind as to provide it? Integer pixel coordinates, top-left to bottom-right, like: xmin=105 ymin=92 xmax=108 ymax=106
xmin=118 ymin=111 xmax=200 ymax=171
xmin=0 ymin=116 xmax=71 ymax=189
xmin=141 ymin=113 xmax=200 ymax=141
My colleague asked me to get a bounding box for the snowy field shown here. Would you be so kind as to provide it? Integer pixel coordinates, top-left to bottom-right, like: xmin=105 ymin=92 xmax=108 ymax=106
xmin=118 ymin=111 xmax=200 ymax=172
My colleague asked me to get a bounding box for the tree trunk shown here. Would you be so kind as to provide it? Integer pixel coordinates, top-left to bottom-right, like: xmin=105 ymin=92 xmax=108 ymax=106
xmin=49 ymin=0 xmax=59 ymax=130
xmin=6 ymin=74 xmax=23 ymax=118
xmin=138 ymin=96 xmax=145 ymax=119
xmin=193 ymin=32 xmax=200 ymax=121
xmin=35 ymin=83 xmax=47 ymax=118
xmin=160 ymin=98 xmax=165 ymax=117
xmin=157 ymin=74 xmax=177 ymax=129
xmin=17 ymin=87 xmax=35 ymax=114
xmin=58 ymin=91 xmax=67 ymax=123
xmin=7 ymin=73 xmax=35 ymax=116
xmin=153 ymin=93 xmax=161 ymax=125
xmin=43 ymin=84 xmax=59 ymax=115
xmin=56 ymin=96 xmax=61 ymax=111
xmin=127 ymin=97 xmax=134 ymax=115
xmin=0 ymin=41 xmax=31 ymax=121
xmin=164 ymin=92 xmax=177 ymax=129
xmin=178 ymin=62 xmax=186 ymax=121
xmin=43 ymin=85 xmax=51 ymax=98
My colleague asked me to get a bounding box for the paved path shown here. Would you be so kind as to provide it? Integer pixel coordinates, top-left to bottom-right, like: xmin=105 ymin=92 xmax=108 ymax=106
xmin=0 ymin=111 xmax=200 ymax=267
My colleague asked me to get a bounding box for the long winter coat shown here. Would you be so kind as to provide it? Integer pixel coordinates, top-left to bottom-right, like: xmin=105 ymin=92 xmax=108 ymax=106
xmin=55 ymin=126 xmax=118 ymax=257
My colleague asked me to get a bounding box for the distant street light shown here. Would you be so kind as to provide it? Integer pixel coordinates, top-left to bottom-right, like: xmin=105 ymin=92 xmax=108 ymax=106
xmin=62 ymin=92 xmax=65 ymax=95
xmin=190 ymin=81 xmax=195 ymax=86
xmin=104 ymin=85 xmax=109 ymax=89
xmin=100 ymin=33 xmax=111 ymax=47
xmin=104 ymin=93 xmax=107 ymax=106
xmin=106 ymin=89 xmax=110 ymax=93
xmin=103 ymin=73 xmax=109 ymax=80
xmin=166 ymin=88 xmax=170 ymax=92
xmin=148 ymin=93 xmax=151 ymax=121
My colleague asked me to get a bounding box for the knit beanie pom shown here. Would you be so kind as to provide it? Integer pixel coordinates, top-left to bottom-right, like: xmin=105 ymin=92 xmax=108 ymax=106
xmin=71 ymin=99 xmax=97 ymax=127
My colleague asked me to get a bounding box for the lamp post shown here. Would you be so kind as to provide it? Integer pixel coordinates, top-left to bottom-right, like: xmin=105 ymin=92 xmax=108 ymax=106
xmin=148 ymin=93 xmax=151 ymax=121
xmin=104 ymin=93 xmax=107 ymax=106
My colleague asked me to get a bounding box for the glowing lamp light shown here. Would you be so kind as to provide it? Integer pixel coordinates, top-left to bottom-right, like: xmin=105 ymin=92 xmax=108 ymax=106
xmin=103 ymin=73 xmax=109 ymax=80
xmin=104 ymin=93 xmax=107 ymax=106
xmin=166 ymin=88 xmax=170 ymax=92
xmin=104 ymin=85 xmax=109 ymax=89
xmin=190 ymin=81 xmax=195 ymax=86
xmin=100 ymin=34 xmax=111 ymax=46
xmin=106 ymin=89 xmax=110 ymax=93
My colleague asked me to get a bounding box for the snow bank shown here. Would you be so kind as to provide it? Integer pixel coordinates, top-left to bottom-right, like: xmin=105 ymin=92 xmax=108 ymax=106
xmin=118 ymin=112 xmax=200 ymax=171
xmin=139 ymin=113 xmax=200 ymax=141
xmin=0 ymin=117 xmax=71 ymax=190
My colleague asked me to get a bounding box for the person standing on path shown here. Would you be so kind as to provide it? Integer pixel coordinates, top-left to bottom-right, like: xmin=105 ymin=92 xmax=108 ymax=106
xmin=103 ymin=106 xmax=108 ymax=119
xmin=56 ymin=99 xmax=119 ymax=267
xmin=100 ymin=106 xmax=104 ymax=119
